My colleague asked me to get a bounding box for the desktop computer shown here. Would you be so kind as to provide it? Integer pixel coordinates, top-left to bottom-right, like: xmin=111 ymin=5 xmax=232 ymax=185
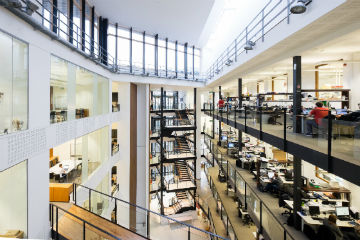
xmin=336 ymin=206 xmax=351 ymax=221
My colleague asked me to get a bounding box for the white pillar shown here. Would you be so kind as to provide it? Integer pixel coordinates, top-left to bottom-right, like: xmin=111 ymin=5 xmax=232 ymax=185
xmin=136 ymin=84 xmax=149 ymax=231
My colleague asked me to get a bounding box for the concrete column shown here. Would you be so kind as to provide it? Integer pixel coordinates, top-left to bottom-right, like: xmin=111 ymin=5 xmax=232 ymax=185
xmin=136 ymin=84 xmax=149 ymax=232
xmin=117 ymin=82 xmax=131 ymax=229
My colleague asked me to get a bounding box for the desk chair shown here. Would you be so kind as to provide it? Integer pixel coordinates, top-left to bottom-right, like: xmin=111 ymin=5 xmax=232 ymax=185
xmin=55 ymin=174 xmax=66 ymax=183
xmin=242 ymin=214 xmax=252 ymax=227
xmin=268 ymin=109 xmax=282 ymax=125
xmin=317 ymin=225 xmax=336 ymax=240
xmin=279 ymin=193 xmax=292 ymax=216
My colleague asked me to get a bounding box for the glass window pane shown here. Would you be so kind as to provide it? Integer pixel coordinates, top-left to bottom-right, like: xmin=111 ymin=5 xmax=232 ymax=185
xmin=118 ymin=28 xmax=130 ymax=69
xmin=73 ymin=4 xmax=81 ymax=47
xmin=94 ymin=14 xmax=99 ymax=57
xmin=12 ymin=38 xmax=28 ymax=132
xmin=145 ymin=35 xmax=155 ymax=74
xmin=168 ymin=41 xmax=175 ymax=77
xmin=194 ymin=49 xmax=200 ymax=77
xmin=132 ymin=32 xmax=143 ymax=71
xmin=42 ymin=0 xmax=52 ymax=29
xmin=0 ymin=31 xmax=13 ymax=134
xmin=187 ymin=47 xmax=193 ymax=77
xmin=107 ymin=25 xmax=116 ymax=64
xmin=76 ymin=66 xmax=94 ymax=118
xmin=177 ymin=44 xmax=184 ymax=78
xmin=158 ymin=39 xmax=166 ymax=75
xmin=50 ymin=57 xmax=68 ymax=123
xmin=58 ymin=0 xmax=68 ymax=40
xmin=85 ymin=18 xmax=91 ymax=53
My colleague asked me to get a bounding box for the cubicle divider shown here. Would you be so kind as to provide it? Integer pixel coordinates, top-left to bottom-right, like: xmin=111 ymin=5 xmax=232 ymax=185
xmin=72 ymin=183 xmax=229 ymax=240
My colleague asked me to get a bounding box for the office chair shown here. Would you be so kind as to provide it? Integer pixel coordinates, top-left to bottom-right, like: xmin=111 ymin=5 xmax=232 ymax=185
xmin=279 ymin=193 xmax=292 ymax=216
xmin=55 ymin=174 xmax=65 ymax=183
xmin=242 ymin=214 xmax=252 ymax=227
xmin=317 ymin=225 xmax=336 ymax=240
xmin=303 ymin=224 xmax=317 ymax=240
xmin=268 ymin=108 xmax=282 ymax=125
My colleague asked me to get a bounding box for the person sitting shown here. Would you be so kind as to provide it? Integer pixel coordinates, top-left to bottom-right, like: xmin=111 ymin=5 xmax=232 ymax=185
xmin=322 ymin=214 xmax=343 ymax=240
xmin=264 ymin=172 xmax=280 ymax=193
xmin=306 ymin=102 xmax=329 ymax=136
xmin=59 ymin=164 xmax=66 ymax=181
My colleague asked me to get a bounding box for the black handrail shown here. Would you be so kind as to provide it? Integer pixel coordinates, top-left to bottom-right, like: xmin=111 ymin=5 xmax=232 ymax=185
xmin=73 ymin=183 xmax=228 ymax=240
xmin=49 ymin=203 xmax=122 ymax=240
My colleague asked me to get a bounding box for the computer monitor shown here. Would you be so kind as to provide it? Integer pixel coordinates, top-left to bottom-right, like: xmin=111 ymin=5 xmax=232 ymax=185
xmin=336 ymin=207 xmax=350 ymax=217
xmin=268 ymin=172 xmax=275 ymax=179
xmin=246 ymin=154 xmax=252 ymax=158
xmin=303 ymin=109 xmax=310 ymax=115
xmin=336 ymin=109 xmax=347 ymax=115
xmin=309 ymin=206 xmax=320 ymax=216
xmin=221 ymin=135 xmax=227 ymax=141
xmin=228 ymin=143 xmax=234 ymax=148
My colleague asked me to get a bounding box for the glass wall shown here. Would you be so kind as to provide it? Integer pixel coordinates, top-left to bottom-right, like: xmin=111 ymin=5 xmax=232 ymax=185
xmin=91 ymin=173 xmax=110 ymax=217
xmin=50 ymin=55 xmax=109 ymax=123
xmin=0 ymin=31 xmax=28 ymax=135
xmin=106 ymin=26 xmax=200 ymax=80
xmin=50 ymin=126 xmax=109 ymax=184
xmin=0 ymin=160 xmax=27 ymax=238
xmin=40 ymin=1 xmax=201 ymax=80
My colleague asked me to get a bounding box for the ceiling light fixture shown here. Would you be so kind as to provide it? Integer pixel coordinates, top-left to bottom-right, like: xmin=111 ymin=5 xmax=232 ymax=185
xmin=244 ymin=41 xmax=255 ymax=51
xmin=290 ymin=0 xmax=307 ymax=14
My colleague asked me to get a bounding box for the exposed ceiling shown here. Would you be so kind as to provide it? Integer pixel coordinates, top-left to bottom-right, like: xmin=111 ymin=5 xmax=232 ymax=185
xmin=88 ymin=0 xmax=215 ymax=46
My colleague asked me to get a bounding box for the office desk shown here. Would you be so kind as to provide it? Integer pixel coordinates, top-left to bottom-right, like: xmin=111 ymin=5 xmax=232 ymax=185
xmin=284 ymin=200 xmax=355 ymax=230
xmin=297 ymin=212 xmax=355 ymax=229
xmin=279 ymin=176 xmax=293 ymax=185
xmin=49 ymin=160 xmax=82 ymax=175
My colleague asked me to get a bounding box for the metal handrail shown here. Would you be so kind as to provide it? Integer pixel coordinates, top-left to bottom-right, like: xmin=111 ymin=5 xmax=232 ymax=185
xmin=74 ymin=183 xmax=228 ymax=240
xmin=206 ymin=0 xmax=299 ymax=81
xmin=4 ymin=0 xmax=206 ymax=81
xmin=49 ymin=203 xmax=122 ymax=240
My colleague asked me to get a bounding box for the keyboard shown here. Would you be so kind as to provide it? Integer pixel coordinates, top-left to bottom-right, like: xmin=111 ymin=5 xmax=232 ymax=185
xmin=311 ymin=217 xmax=324 ymax=221
xmin=338 ymin=216 xmax=352 ymax=221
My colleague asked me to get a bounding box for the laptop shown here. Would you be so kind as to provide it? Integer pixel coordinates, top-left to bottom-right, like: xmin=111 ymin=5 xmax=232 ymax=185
xmin=336 ymin=206 xmax=351 ymax=221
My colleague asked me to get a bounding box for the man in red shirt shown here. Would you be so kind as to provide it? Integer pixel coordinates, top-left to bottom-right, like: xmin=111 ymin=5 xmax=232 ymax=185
xmin=218 ymin=98 xmax=225 ymax=110
xmin=306 ymin=102 xmax=329 ymax=136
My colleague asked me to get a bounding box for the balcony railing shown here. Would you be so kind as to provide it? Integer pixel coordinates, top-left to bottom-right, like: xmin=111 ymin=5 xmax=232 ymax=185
xmin=204 ymin=134 xmax=296 ymax=240
xmin=73 ymin=183 xmax=227 ymax=240
xmin=206 ymin=0 xmax=304 ymax=81
xmin=203 ymin=103 xmax=360 ymax=169
xmin=5 ymin=0 xmax=206 ymax=82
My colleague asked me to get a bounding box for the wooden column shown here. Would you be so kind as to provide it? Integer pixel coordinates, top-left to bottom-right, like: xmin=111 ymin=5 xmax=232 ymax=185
xmin=129 ymin=83 xmax=137 ymax=231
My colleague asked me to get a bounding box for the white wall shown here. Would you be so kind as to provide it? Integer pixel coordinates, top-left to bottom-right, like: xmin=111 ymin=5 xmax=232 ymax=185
xmin=0 ymin=161 xmax=28 ymax=237
xmin=27 ymin=152 xmax=50 ymax=239
xmin=343 ymin=53 xmax=360 ymax=110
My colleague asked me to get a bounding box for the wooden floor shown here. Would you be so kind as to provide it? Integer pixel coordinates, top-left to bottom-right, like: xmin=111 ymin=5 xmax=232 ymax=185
xmin=55 ymin=204 xmax=146 ymax=240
